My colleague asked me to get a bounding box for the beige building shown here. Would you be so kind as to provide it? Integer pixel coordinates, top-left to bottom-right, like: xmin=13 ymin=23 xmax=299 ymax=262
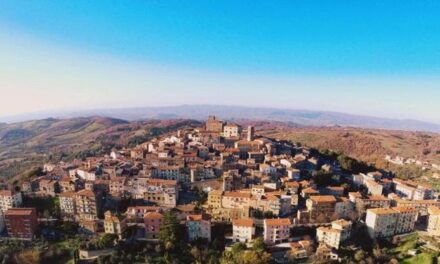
xmin=109 ymin=177 xmax=126 ymax=195
xmin=232 ymin=218 xmax=255 ymax=243
xmin=355 ymin=195 xmax=391 ymax=215
xmin=144 ymin=179 xmax=178 ymax=208
xmin=366 ymin=208 xmax=399 ymax=238
xmin=75 ymin=190 xmax=99 ymax=221
xmin=305 ymin=195 xmax=337 ymax=222
xmin=223 ymin=123 xmax=241 ymax=138
xmin=427 ymin=206 xmax=440 ymax=236
xmin=263 ymin=218 xmax=291 ymax=244
xmin=0 ymin=191 xmax=22 ymax=211
xmin=207 ymin=190 xmax=223 ymax=209
xmin=104 ymin=211 xmax=127 ymax=238
xmin=335 ymin=197 xmax=354 ymax=219
xmin=222 ymin=191 xmax=253 ymax=209
xmin=393 ymin=207 xmax=417 ymax=234
xmin=366 ymin=207 xmax=417 ymax=238
xmin=364 ymin=179 xmax=383 ymax=196
xmin=59 ymin=177 xmax=78 ymax=193
xmin=395 ymin=199 xmax=440 ymax=216
xmin=316 ymin=219 xmax=352 ymax=249
xmin=59 ymin=191 xmax=76 ymax=219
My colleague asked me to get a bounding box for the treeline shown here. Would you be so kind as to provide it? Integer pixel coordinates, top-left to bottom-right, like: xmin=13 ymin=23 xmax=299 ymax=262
xmin=317 ymin=148 xmax=376 ymax=174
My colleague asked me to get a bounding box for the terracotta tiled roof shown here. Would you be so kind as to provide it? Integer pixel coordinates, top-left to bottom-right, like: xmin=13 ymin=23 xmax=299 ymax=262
xmin=5 ymin=208 xmax=35 ymax=216
xmin=393 ymin=207 xmax=417 ymax=213
xmin=309 ymin=195 xmax=337 ymax=203
xmin=233 ymin=218 xmax=254 ymax=227
xmin=59 ymin=191 xmax=76 ymax=197
xmin=144 ymin=212 xmax=163 ymax=220
xmin=285 ymin=181 xmax=300 ymax=187
xmin=224 ymin=191 xmax=252 ymax=199
xmin=367 ymin=208 xmax=398 ymax=215
xmin=265 ymin=218 xmax=291 ymax=226
xmin=0 ymin=190 xmax=13 ymax=196
xmin=76 ymin=189 xmax=95 ymax=197
xmin=187 ymin=214 xmax=210 ymax=221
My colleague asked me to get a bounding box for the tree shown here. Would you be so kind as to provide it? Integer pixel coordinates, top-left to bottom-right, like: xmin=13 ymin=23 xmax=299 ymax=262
xmin=263 ymin=211 xmax=274 ymax=219
xmin=159 ymin=212 xmax=180 ymax=252
xmin=220 ymin=241 xmax=271 ymax=264
xmin=98 ymin=233 xmax=118 ymax=249
xmin=158 ymin=212 xmax=192 ymax=264
xmin=231 ymin=242 xmax=246 ymax=254
xmin=251 ymin=238 xmax=266 ymax=253
xmin=354 ymin=250 xmax=365 ymax=262
xmin=311 ymin=170 xmax=333 ymax=187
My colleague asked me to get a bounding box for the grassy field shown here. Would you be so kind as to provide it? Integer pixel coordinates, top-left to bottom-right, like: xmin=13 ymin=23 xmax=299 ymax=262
xmin=402 ymin=252 xmax=436 ymax=264
xmin=387 ymin=234 xmax=439 ymax=264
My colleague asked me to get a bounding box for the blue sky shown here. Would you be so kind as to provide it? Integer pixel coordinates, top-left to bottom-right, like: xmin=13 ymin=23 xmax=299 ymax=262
xmin=1 ymin=1 xmax=440 ymax=123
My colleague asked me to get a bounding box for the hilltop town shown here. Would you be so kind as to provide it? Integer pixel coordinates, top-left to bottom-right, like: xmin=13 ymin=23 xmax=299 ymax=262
xmin=0 ymin=116 xmax=440 ymax=263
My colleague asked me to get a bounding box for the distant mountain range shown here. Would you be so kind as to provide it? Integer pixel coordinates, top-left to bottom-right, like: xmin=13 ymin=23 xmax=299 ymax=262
xmin=1 ymin=105 xmax=440 ymax=133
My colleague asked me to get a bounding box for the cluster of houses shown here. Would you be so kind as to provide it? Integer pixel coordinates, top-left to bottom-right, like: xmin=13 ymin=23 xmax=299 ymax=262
xmin=385 ymin=155 xmax=440 ymax=171
xmin=0 ymin=116 xmax=440 ymax=262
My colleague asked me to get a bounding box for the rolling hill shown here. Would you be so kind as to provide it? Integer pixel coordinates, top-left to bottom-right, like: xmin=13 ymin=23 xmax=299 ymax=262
xmin=2 ymin=105 xmax=440 ymax=133
xmin=0 ymin=117 xmax=201 ymax=181
xmin=260 ymin=126 xmax=440 ymax=170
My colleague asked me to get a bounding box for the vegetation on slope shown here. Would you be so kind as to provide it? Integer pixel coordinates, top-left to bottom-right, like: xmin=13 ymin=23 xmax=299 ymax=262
xmin=0 ymin=117 xmax=201 ymax=182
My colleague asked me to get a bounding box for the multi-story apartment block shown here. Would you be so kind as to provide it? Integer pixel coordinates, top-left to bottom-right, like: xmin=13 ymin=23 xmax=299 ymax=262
xmin=354 ymin=195 xmax=391 ymax=215
xmin=222 ymin=191 xmax=253 ymax=209
xmin=190 ymin=167 xmax=217 ymax=182
xmin=232 ymin=218 xmax=255 ymax=243
xmin=393 ymin=179 xmax=433 ymax=200
xmin=207 ymin=190 xmax=223 ymax=209
xmin=395 ymin=199 xmax=440 ymax=216
xmin=331 ymin=219 xmax=352 ymax=241
xmin=186 ymin=214 xmax=211 ymax=242
xmin=0 ymin=190 xmax=22 ymax=211
xmin=75 ymin=189 xmax=99 ymax=221
xmin=305 ymin=195 xmax=337 ymax=222
xmin=263 ymin=218 xmax=291 ymax=245
xmin=109 ymin=177 xmax=126 ymax=195
xmin=334 ymin=197 xmax=354 ymax=219
xmin=364 ymin=179 xmax=383 ymax=196
xmin=366 ymin=207 xmax=417 ymax=238
xmin=58 ymin=177 xmax=78 ymax=193
xmin=39 ymin=179 xmax=59 ymax=196
xmin=5 ymin=208 xmax=38 ymax=240
xmin=393 ymin=207 xmax=417 ymax=234
xmin=317 ymin=219 xmax=352 ymax=249
xmin=151 ymin=166 xmax=182 ymax=181
xmin=366 ymin=208 xmax=399 ymax=238
xmin=59 ymin=191 xmax=76 ymax=219
xmin=144 ymin=212 xmax=163 ymax=239
xmin=104 ymin=211 xmax=127 ymax=238
xmin=144 ymin=179 xmax=178 ymax=208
